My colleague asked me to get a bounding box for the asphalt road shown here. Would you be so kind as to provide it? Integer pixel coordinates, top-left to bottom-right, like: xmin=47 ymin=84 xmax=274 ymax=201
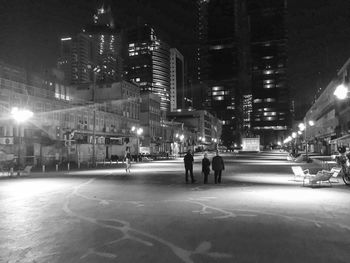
xmin=1 ymin=151 xmax=350 ymax=263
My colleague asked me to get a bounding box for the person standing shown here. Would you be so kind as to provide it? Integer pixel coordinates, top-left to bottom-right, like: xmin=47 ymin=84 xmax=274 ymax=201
xmin=125 ymin=152 xmax=131 ymax=173
xmin=212 ymin=151 xmax=225 ymax=184
xmin=184 ymin=149 xmax=195 ymax=183
xmin=202 ymin=152 xmax=210 ymax=184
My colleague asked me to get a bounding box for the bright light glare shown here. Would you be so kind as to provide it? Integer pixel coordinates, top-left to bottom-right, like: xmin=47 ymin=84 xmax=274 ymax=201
xmin=334 ymin=84 xmax=348 ymax=100
xmin=137 ymin=128 xmax=143 ymax=135
xmin=308 ymin=120 xmax=315 ymax=126
xmin=298 ymin=123 xmax=305 ymax=131
xmin=292 ymin=132 xmax=297 ymax=138
xmin=11 ymin=107 xmax=33 ymax=123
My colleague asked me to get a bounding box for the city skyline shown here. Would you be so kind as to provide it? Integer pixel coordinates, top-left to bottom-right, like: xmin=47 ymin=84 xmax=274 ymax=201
xmin=1 ymin=0 xmax=350 ymax=117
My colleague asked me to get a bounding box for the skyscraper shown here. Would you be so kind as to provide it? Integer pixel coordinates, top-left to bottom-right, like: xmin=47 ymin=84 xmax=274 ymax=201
xmin=84 ymin=5 xmax=124 ymax=83
xmin=58 ymin=34 xmax=92 ymax=84
xmin=170 ymin=48 xmax=185 ymax=111
xmin=126 ymin=25 xmax=171 ymax=112
xmin=196 ymin=0 xmax=250 ymax=147
xmin=58 ymin=6 xmax=123 ymax=84
xmin=248 ymin=0 xmax=290 ymax=145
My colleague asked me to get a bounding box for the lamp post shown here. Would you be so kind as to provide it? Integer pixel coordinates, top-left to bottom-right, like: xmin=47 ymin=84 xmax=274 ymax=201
xmin=132 ymin=126 xmax=143 ymax=157
xmin=179 ymin=134 xmax=184 ymax=154
xmin=91 ymin=66 xmax=103 ymax=167
xmin=334 ymin=84 xmax=348 ymax=100
xmin=11 ymin=107 xmax=33 ymax=173
xmin=299 ymin=120 xmax=315 ymax=159
xmin=136 ymin=127 xmax=143 ymax=157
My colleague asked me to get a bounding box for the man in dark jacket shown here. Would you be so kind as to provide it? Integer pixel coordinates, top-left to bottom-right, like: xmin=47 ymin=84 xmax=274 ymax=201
xmin=212 ymin=150 xmax=225 ymax=184
xmin=202 ymin=152 xmax=210 ymax=184
xmin=184 ymin=150 xmax=195 ymax=183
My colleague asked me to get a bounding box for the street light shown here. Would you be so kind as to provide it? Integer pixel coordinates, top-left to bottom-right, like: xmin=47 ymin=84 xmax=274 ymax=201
xmin=131 ymin=126 xmax=143 ymax=157
xmin=299 ymin=120 xmax=315 ymax=159
xmin=11 ymin=107 xmax=33 ymax=173
xmin=334 ymin=84 xmax=348 ymax=100
xmin=90 ymin=64 xmax=106 ymax=167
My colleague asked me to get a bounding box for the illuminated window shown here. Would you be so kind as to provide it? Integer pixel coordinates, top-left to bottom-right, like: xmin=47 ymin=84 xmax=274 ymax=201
xmin=264 ymin=79 xmax=273 ymax=84
xmin=266 ymin=117 xmax=274 ymax=121
xmin=214 ymin=96 xmax=224 ymax=101
xmin=264 ymin=112 xmax=276 ymax=116
xmin=263 ymin=70 xmax=273 ymax=75
xmin=254 ymin=99 xmax=262 ymax=103
xmin=212 ymin=86 xmax=222 ymax=91
xmin=212 ymin=91 xmax=224 ymax=96
xmin=265 ymin=98 xmax=275 ymax=102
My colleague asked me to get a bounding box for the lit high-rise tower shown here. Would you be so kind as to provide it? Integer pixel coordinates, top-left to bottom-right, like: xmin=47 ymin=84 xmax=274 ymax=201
xmin=58 ymin=6 xmax=123 ymax=84
xmin=84 ymin=5 xmax=123 ymax=82
xmin=196 ymin=0 xmax=250 ymax=147
xmin=126 ymin=25 xmax=171 ymax=112
xmin=248 ymin=0 xmax=290 ymax=145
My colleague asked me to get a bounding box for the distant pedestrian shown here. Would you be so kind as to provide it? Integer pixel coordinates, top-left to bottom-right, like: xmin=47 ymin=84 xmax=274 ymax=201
xmin=212 ymin=151 xmax=225 ymax=184
xmin=125 ymin=152 xmax=131 ymax=173
xmin=202 ymin=152 xmax=210 ymax=184
xmin=184 ymin=149 xmax=195 ymax=183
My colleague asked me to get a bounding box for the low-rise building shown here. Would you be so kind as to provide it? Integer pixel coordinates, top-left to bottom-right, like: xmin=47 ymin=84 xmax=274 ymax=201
xmin=167 ymin=109 xmax=222 ymax=152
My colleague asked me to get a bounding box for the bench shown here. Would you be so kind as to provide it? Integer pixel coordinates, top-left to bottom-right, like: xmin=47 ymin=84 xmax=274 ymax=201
xmin=291 ymin=166 xmax=311 ymax=181
xmin=303 ymin=167 xmax=341 ymax=187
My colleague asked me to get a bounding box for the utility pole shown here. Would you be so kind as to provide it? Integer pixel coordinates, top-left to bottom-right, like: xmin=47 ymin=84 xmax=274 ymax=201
xmin=92 ymin=69 xmax=97 ymax=167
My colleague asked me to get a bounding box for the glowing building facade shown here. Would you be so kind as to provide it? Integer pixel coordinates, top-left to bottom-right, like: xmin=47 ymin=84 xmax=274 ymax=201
xmin=170 ymin=48 xmax=185 ymax=111
xmin=58 ymin=6 xmax=123 ymax=84
xmin=126 ymin=25 xmax=171 ymax=112
xmin=196 ymin=0 xmax=250 ymax=147
xmin=248 ymin=0 xmax=290 ymax=145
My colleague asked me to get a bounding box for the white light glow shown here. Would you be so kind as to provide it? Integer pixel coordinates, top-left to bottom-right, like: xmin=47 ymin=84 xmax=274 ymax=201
xmin=334 ymin=84 xmax=348 ymax=100
xmin=11 ymin=107 xmax=33 ymax=123
xmin=137 ymin=128 xmax=143 ymax=135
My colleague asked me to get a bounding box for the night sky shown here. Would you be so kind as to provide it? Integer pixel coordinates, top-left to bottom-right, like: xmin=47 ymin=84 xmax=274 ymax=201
xmin=1 ymin=0 xmax=350 ymax=117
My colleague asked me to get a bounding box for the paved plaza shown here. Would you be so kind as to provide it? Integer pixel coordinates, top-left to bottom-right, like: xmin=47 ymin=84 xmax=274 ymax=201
xmin=1 ymin=151 xmax=350 ymax=263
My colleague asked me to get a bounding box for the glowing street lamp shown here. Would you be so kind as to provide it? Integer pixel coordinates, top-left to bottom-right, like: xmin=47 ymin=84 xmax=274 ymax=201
xmin=11 ymin=107 xmax=33 ymax=123
xmin=299 ymin=120 xmax=315 ymax=159
xmin=334 ymin=84 xmax=348 ymax=100
xmin=11 ymin=107 xmax=33 ymax=172
xmin=132 ymin=127 xmax=143 ymax=157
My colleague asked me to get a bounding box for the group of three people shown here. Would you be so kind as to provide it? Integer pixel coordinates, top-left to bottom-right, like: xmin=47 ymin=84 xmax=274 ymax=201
xmin=184 ymin=150 xmax=225 ymax=184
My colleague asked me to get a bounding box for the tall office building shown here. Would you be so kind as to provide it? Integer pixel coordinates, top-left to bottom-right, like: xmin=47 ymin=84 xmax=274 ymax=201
xmin=196 ymin=0 xmax=250 ymax=147
xmin=84 ymin=5 xmax=124 ymax=82
xmin=58 ymin=34 xmax=92 ymax=84
xmin=248 ymin=0 xmax=290 ymax=145
xmin=170 ymin=48 xmax=185 ymax=111
xmin=58 ymin=6 xmax=123 ymax=84
xmin=126 ymin=25 xmax=171 ymax=112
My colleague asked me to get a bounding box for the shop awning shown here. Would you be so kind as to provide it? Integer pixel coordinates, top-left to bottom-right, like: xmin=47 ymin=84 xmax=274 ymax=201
xmin=330 ymin=134 xmax=350 ymax=144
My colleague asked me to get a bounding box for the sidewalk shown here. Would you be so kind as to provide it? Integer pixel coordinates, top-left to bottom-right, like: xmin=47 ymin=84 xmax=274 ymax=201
xmin=0 ymin=157 xmax=181 ymax=179
xmin=0 ymin=162 xmax=128 ymax=179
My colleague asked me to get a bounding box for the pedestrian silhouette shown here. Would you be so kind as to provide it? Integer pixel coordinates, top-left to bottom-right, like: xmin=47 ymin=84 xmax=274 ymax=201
xmin=212 ymin=151 xmax=225 ymax=184
xmin=184 ymin=149 xmax=195 ymax=183
xmin=202 ymin=152 xmax=210 ymax=184
xmin=125 ymin=152 xmax=131 ymax=173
